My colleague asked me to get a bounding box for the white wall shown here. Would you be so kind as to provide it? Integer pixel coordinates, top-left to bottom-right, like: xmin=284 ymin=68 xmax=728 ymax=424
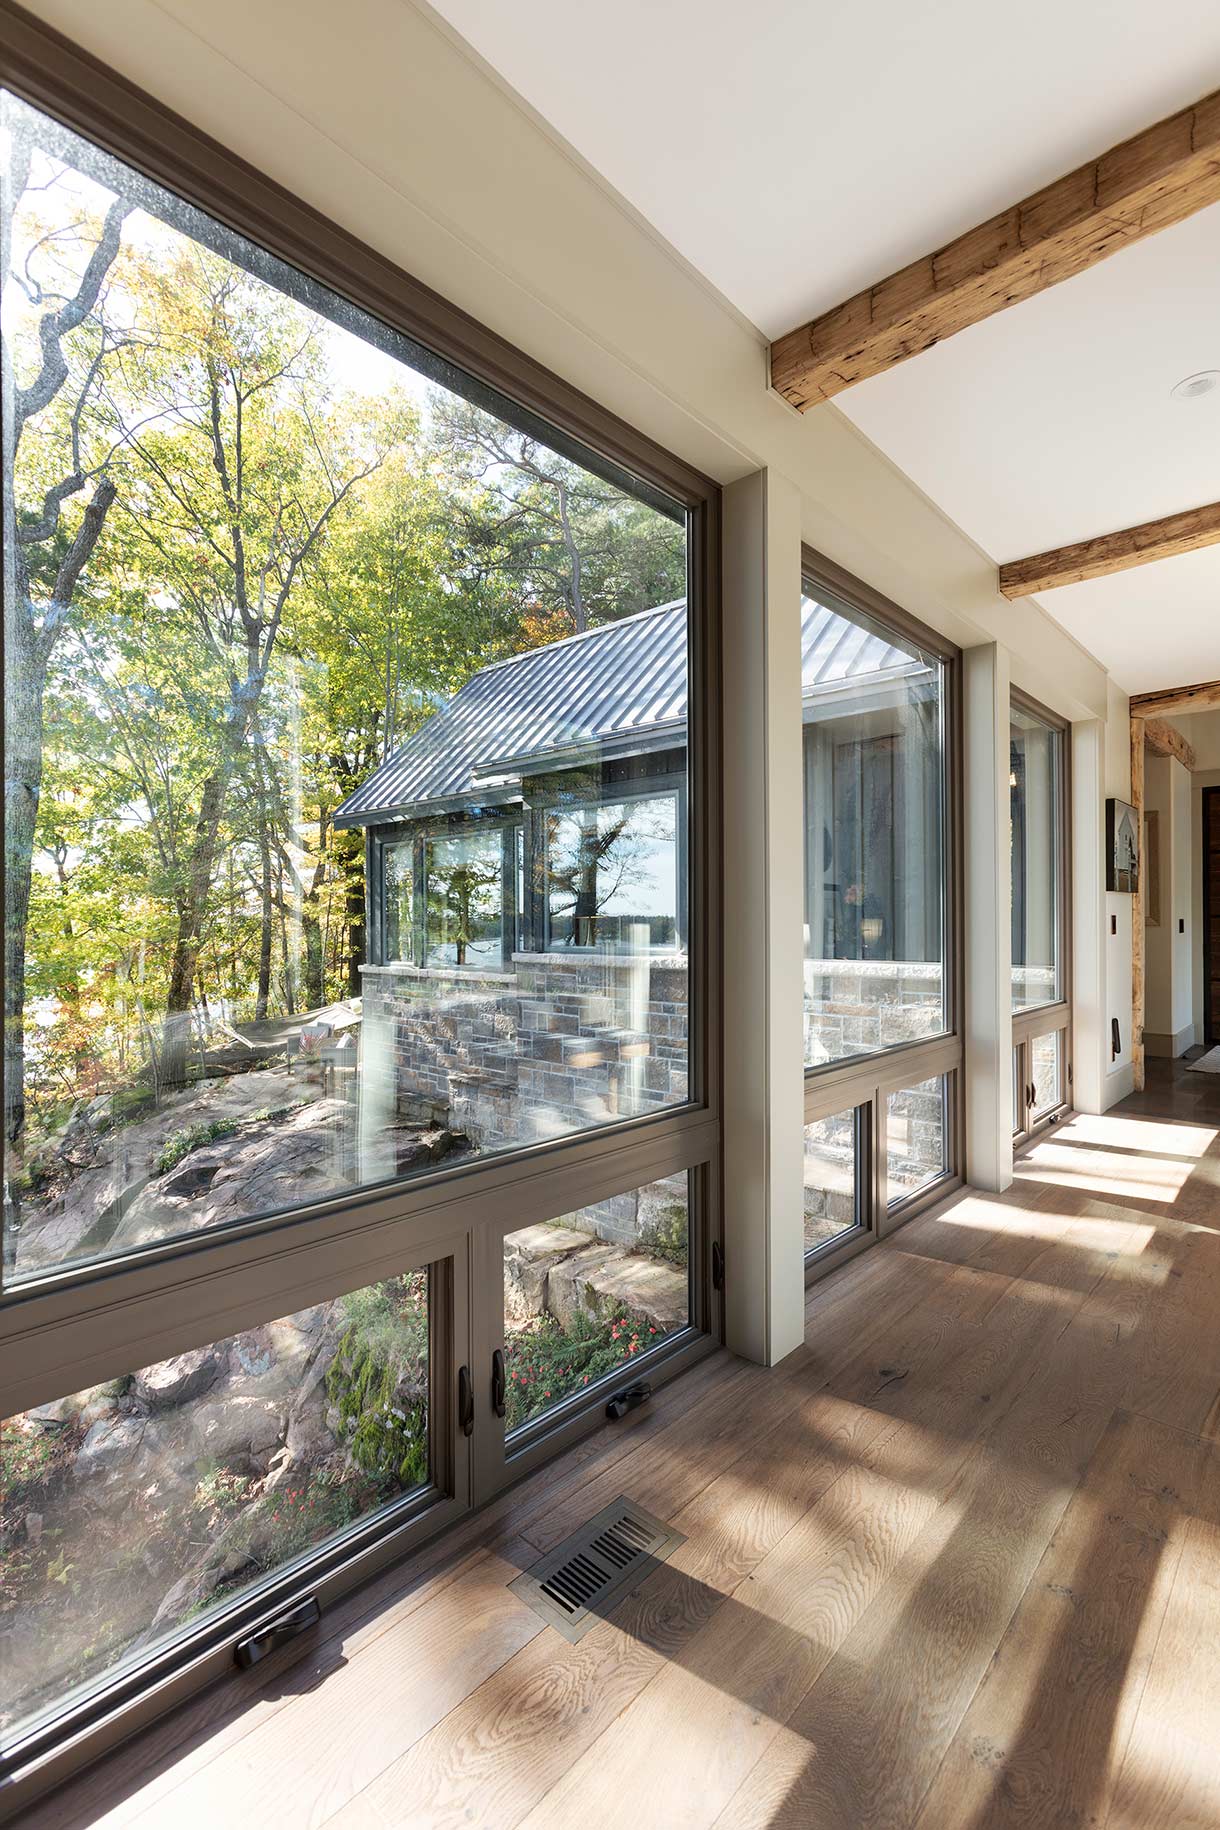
xmin=1102 ymin=681 xmax=1134 ymax=1104
xmin=1178 ymin=709 xmax=1220 ymax=772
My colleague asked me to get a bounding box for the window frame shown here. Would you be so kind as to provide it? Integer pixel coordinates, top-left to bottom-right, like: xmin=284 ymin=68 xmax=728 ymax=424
xmin=1010 ymin=687 xmax=1073 ymax=1148
xmin=799 ymin=551 xmax=964 ymax=1283
xmin=1010 ymin=687 xmax=1073 ymax=1028
xmin=0 ymin=10 xmax=723 ymax=1804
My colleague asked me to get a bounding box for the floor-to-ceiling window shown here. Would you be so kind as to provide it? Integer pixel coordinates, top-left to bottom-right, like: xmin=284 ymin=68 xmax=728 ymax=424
xmin=0 ymin=55 xmax=720 ymax=1805
xmin=1010 ymin=695 xmax=1071 ymax=1142
xmin=801 ymin=557 xmax=962 ymax=1278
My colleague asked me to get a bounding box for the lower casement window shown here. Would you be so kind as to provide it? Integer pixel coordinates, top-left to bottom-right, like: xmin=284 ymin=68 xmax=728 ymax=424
xmin=803 ymin=1046 xmax=962 ymax=1283
xmin=0 ymin=1144 xmax=718 ymax=1808
xmin=1012 ymin=1015 xmax=1072 ymax=1146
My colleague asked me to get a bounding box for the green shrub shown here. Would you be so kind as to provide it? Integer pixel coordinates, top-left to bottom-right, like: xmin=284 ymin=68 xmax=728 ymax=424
xmin=155 ymin=1117 xmax=239 ymax=1175
xmin=1 ymin=1421 xmax=77 ymax=1507
xmin=325 ymin=1274 xmax=429 ymax=1491
xmin=504 ymin=1306 xmax=661 ymax=1432
xmin=191 ymin=1464 xmax=255 ymax=1526
xmin=244 ymin=1470 xmax=369 ymax=1566
xmin=153 ymin=1100 xmax=310 ymax=1177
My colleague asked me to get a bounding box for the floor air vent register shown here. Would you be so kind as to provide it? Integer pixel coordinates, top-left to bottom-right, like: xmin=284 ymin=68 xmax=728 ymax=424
xmin=510 ymin=1497 xmax=685 ymax=1643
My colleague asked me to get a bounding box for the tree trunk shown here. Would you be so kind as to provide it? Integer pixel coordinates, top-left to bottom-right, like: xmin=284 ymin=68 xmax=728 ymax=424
xmin=3 ymin=615 xmax=49 ymax=1158
xmin=160 ymin=773 xmax=227 ymax=1086
xmin=300 ymin=811 xmax=328 ymax=1011
xmin=335 ymin=828 xmax=366 ymax=997
xmin=256 ymin=810 xmax=273 ymax=1021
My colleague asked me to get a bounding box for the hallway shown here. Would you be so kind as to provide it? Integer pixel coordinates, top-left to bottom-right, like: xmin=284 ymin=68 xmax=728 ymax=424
xmin=32 ymin=1078 xmax=1220 ymax=1830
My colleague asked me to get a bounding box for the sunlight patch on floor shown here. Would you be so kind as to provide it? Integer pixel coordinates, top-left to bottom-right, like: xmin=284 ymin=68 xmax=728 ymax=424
xmin=1015 ymin=1143 xmax=1193 ymax=1204
xmin=931 ymin=1196 xmax=1155 ymax=1256
xmin=1058 ymin=1113 xmax=1218 ymax=1157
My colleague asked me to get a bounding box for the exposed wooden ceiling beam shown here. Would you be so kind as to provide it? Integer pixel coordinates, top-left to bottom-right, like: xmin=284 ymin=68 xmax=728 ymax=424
xmin=997 ymin=500 xmax=1220 ymax=599
xmin=771 ymin=87 xmax=1220 ymax=410
xmin=1131 ymin=678 xmax=1220 ymax=718
xmin=1141 ymin=716 xmax=1196 ymax=771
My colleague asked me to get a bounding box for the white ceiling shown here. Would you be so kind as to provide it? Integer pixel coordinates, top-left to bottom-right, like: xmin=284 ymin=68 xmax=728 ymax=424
xmin=427 ymin=0 xmax=1220 ymax=339
xmin=838 ymin=204 xmax=1220 ymax=694
xmin=428 ymin=0 xmax=1220 ymax=693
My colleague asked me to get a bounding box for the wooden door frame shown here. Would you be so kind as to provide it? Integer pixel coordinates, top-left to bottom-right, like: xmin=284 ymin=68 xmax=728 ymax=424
xmin=1128 ymin=679 xmax=1220 ymax=1088
xmin=1204 ymin=786 xmax=1220 ymax=1049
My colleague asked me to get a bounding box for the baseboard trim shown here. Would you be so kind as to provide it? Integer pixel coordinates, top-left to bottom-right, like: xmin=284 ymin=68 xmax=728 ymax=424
xmin=1143 ymin=1024 xmax=1197 ymax=1060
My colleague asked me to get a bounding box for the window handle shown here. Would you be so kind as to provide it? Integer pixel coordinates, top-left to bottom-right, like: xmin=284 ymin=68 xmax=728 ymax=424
xmin=458 ymin=1364 xmax=474 ymax=1437
xmin=235 ymin=1597 xmax=320 ymax=1669
xmin=491 ymin=1348 xmax=506 ymax=1420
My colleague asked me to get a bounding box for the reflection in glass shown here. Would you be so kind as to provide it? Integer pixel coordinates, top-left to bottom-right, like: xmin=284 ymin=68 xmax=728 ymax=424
xmin=2 ymin=91 xmax=690 ymax=1283
xmin=546 ymin=795 xmax=678 ymax=950
xmin=804 ymin=1108 xmax=860 ymax=1254
xmin=425 ymin=830 xmax=504 ymax=968
xmin=887 ymin=1077 xmax=948 ymax=1204
xmin=384 ymin=841 xmax=416 ymax=964
xmin=0 ymin=1272 xmax=429 ymax=1742
xmin=1011 ymin=706 xmax=1062 ymax=1011
xmin=802 ymin=591 xmax=947 ymax=1068
xmin=502 ymin=1174 xmax=689 ymax=1434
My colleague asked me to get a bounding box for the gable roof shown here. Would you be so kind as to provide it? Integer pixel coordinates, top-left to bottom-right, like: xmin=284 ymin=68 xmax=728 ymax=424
xmin=334 ymin=594 xmax=930 ymax=828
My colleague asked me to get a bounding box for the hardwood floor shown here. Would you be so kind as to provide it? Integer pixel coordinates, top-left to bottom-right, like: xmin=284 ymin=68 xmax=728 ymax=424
xmin=25 ymin=1076 xmax=1220 ymax=1830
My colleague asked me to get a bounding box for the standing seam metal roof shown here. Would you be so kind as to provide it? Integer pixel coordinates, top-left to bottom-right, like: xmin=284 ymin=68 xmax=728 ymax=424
xmin=335 ymin=595 xmax=926 ymax=827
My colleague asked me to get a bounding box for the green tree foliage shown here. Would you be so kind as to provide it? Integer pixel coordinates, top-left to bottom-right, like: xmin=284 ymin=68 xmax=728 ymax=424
xmin=2 ymin=112 xmax=685 ymax=1170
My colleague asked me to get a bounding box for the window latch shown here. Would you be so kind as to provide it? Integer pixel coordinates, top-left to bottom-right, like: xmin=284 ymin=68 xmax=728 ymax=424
xmin=458 ymin=1364 xmax=475 ymax=1437
xmin=234 ymin=1596 xmax=320 ymax=1670
xmin=711 ymin=1239 xmax=725 ymax=1292
xmin=606 ymin=1381 xmax=651 ymax=1420
xmin=491 ymin=1347 xmax=506 ymax=1420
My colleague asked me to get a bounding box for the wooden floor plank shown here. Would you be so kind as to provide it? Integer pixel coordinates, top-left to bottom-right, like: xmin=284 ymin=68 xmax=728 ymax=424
xmin=913 ymin=1411 xmax=1217 ymax=1830
xmin=25 ymin=1077 xmax=1220 ymax=1830
xmin=1104 ymin=1434 xmax=1220 ymax=1830
xmin=330 ymin=1384 xmax=907 ymax=1830
xmin=708 ymin=1266 xmax=1143 ymax=1830
xmin=118 ymin=1544 xmax=542 ymax=1830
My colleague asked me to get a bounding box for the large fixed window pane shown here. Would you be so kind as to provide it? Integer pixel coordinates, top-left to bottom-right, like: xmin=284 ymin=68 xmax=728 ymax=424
xmin=804 ymin=1107 xmax=862 ymax=1256
xmin=502 ymin=1173 xmax=689 ymax=1435
xmin=802 ymin=589 xmax=947 ymax=1069
xmin=887 ymin=1076 xmax=948 ymax=1205
xmin=2 ymin=92 xmax=692 ymax=1284
xmin=0 ymin=1271 xmax=430 ymax=1744
xmin=1011 ymin=705 xmax=1063 ymax=1012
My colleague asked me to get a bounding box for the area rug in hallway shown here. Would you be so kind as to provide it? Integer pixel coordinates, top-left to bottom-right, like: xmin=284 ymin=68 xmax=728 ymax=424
xmin=1186 ymin=1046 xmax=1220 ymax=1073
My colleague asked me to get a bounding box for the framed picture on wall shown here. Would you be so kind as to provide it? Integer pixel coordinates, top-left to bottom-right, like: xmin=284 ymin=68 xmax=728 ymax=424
xmin=1106 ymin=797 xmax=1140 ymax=893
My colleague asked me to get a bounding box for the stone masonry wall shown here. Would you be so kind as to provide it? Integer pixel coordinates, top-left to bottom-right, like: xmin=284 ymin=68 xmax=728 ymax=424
xmin=359 ymin=952 xmax=688 ymax=1248
xmin=804 ymin=959 xmax=944 ymax=1065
